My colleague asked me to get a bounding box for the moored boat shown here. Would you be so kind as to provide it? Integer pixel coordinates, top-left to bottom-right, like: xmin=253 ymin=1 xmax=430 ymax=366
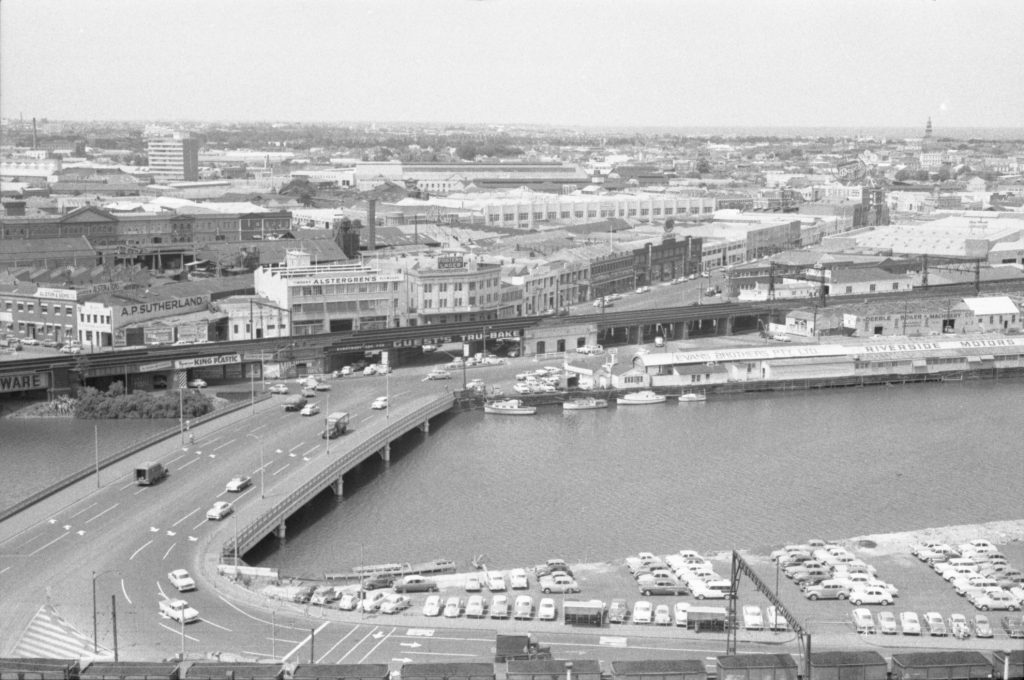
xmin=563 ymin=397 xmax=609 ymax=411
xmin=616 ymin=390 xmax=666 ymax=405
xmin=484 ymin=399 xmax=537 ymax=415
xmin=678 ymin=391 xmax=707 ymax=402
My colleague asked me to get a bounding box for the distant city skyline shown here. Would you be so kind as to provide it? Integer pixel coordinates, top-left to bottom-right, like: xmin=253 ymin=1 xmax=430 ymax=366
xmin=2 ymin=0 xmax=1023 ymax=130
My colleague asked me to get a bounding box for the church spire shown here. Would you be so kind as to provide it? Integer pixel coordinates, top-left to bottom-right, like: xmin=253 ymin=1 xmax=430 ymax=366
xmin=924 ymin=117 xmax=933 ymax=139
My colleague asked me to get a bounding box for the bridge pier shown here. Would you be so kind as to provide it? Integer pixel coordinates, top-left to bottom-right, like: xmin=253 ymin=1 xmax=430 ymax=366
xmin=635 ymin=325 xmax=643 ymax=344
xmin=681 ymin=321 xmax=690 ymax=340
xmin=329 ymin=476 xmax=343 ymax=497
xmin=379 ymin=443 xmax=391 ymax=464
xmin=726 ymin=316 xmax=734 ymax=335
xmin=419 ymin=419 xmax=430 ymax=433
xmin=275 ymin=521 xmax=286 ymax=541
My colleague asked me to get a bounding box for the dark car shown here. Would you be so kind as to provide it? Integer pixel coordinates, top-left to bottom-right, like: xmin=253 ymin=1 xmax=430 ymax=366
xmin=608 ymin=598 xmax=629 ymax=624
xmin=638 ymin=577 xmax=690 ymax=597
xmin=361 ymin=574 xmax=394 ymax=590
xmin=1003 ymin=615 xmax=1024 ymax=638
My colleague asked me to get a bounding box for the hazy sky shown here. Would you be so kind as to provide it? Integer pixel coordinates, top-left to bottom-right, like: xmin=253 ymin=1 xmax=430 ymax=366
xmin=2 ymin=0 xmax=1023 ymax=129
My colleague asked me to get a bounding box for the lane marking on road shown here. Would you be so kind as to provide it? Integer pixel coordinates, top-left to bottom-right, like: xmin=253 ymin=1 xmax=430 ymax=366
xmin=133 ymin=486 xmax=149 ymax=496
xmin=192 ymin=518 xmax=208 ymax=531
xmin=251 ymin=423 xmax=267 ymax=432
xmin=178 ymin=457 xmax=200 ymax=471
xmin=27 ymin=531 xmax=70 ymax=557
xmin=121 ymin=579 xmax=133 ymax=605
xmin=336 ymin=626 xmax=379 ymax=663
xmin=0 ymin=566 xmax=10 ymax=575
xmin=129 ymin=540 xmax=153 ymax=561
xmin=289 ymin=443 xmax=305 ymax=452
xmin=272 ymin=464 xmax=290 ymax=476
xmin=69 ymin=503 xmax=98 ymax=519
xmin=158 ymin=622 xmax=200 ymax=641
xmin=162 ymin=543 xmax=176 ymax=560
xmin=407 ymin=651 xmax=477 ymax=657
xmin=212 ymin=439 xmax=236 ymax=452
xmin=85 ymin=503 xmax=119 ymax=524
xmin=119 ymin=481 xmax=136 ymax=491
xmin=201 ymin=617 xmax=232 ymax=632
xmin=215 ymin=594 xmax=308 ymax=630
xmin=173 ymin=508 xmax=200 ymax=527
xmin=282 ymin=620 xmax=331 ymax=662
xmin=166 ymin=454 xmax=186 ymax=465
xmin=316 ymin=624 xmax=362 ymax=663
xmin=358 ymin=626 xmax=395 ymax=664
xmin=301 ymin=445 xmax=319 ymax=459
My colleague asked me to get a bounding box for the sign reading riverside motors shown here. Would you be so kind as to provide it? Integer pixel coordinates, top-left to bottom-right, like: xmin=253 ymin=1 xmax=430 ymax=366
xmin=174 ymin=354 xmax=241 ymax=370
xmin=0 ymin=372 xmax=50 ymax=393
xmin=114 ymin=295 xmax=211 ymax=324
xmin=286 ymin=273 xmax=403 ymax=286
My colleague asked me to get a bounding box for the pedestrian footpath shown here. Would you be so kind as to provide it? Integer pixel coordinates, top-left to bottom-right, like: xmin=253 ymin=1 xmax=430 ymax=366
xmin=10 ymin=604 xmax=112 ymax=659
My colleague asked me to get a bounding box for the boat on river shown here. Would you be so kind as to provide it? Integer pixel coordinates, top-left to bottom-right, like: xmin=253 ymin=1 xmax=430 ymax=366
xmin=616 ymin=390 xmax=666 ymax=405
xmin=678 ymin=391 xmax=707 ymax=402
xmin=563 ymin=397 xmax=609 ymax=411
xmin=484 ymin=399 xmax=537 ymax=415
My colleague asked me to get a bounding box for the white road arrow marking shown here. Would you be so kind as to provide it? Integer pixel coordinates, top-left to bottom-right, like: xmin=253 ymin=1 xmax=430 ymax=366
xmin=400 ymin=642 xmax=421 ymax=648
xmin=372 ymin=631 xmax=386 ymax=639
xmin=392 ymin=658 xmax=412 ymax=663
xmin=166 ymin=530 xmax=176 ymax=536
xmin=48 ymin=519 xmax=56 ymax=524
xmin=77 ymin=530 xmax=85 ymax=536
xmin=188 ymin=536 xmax=198 ymax=542
xmin=150 ymin=526 xmax=159 ymax=532
xmin=63 ymin=525 xmax=71 ymax=530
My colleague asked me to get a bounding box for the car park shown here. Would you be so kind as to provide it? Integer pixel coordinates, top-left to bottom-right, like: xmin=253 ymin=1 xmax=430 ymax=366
xmin=393 ymin=575 xmax=438 ymax=593
xmin=632 ymin=600 xmax=653 ymax=624
xmin=422 ymin=595 xmax=442 ymax=616
xmin=380 ymin=594 xmax=411 ymax=614
xmin=486 ymin=571 xmax=506 ymax=591
xmin=924 ymin=611 xmax=947 ymax=636
xmin=804 ymin=580 xmax=850 ymax=601
xmin=514 ymin=595 xmax=534 ymax=619
xmin=1001 ymin=615 xmax=1024 ymax=638
xmin=205 ymin=501 xmax=232 ymax=520
xmin=538 ymin=597 xmax=557 ymax=621
xmin=465 ymin=574 xmax=482 ymax=592
xmin=689 ymin=581 xmax=726 ymax=599
xmin=187 ymin=378 xmax=207 ymax=388
xmin=608 ymin=599 xmax=629 ymax=624
xmin=337 ymin=592 xmax=360 ymax=611
xmin=225 ymin=475 xmax=252 ymax=492
xmin=851 ymin=608 xmax=875 ymax=634
xmin=371 ymin=396 xmax=388 ymax=410
xmin=159 ymin=598 xmax=198 ymax=624
xmin=509 ymin=568 xmax=529 ymax=589
xmin=268 ymin=383 xmax=289 ymax=394
xmin=540 ymin=573 xmax=580 ymax=594
xmin=948 ymin=613 xmax=971 ymax=639
xmin=490 ymin=594 xmax=510 ymax=619
xmin=654 ymin=604 xmax=672 ymax=625
xmin=849 ymin=586 xmax=893 ymax=606
xmin=466 ymin=595 xmax=485 ymax=618
xmin=360 ymin=591 xmax=387 ymax=613
xmin=167 ymin=569 xmax=196 ymax=592
xmin=953 ymin=574 xmax=999 ymax=596
xmin=742 ymin=605 xmax=764 ymax=630
xmin=899 ymin=611 xmax=921 ymax=635
xmin=638 ymin=578 xmax=689 ymax=597
xmin=876 ymin=610 xmax=898 ymax=634
xmin=310 ymin=586 xmax=343 ymax=606
xmin=970 ymin=588 xmax=1020 ymax=611
xmin=973 ymin=614 xmax=993 ymax=638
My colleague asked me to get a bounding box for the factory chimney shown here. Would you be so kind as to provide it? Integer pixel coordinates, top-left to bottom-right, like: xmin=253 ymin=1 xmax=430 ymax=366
xmin=367 ymin=199 xmax=377 ymax=252
xmin=32 ymin=117 xmax=37 ymax=149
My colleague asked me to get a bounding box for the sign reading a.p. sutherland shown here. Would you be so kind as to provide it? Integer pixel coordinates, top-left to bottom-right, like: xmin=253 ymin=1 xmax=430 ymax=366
xmin=114 ymin=295 xmax=211 ymax=323
xmin=0 ymin=372 xmax=50 ymax=393
xmin=174 ymin=354 xmax=241 ymax=370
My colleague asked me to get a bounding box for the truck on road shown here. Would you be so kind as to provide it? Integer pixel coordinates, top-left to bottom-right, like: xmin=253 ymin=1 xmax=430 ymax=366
xmin=321 ymin=411 xmax=350 ymax=439
xmin=135 ymin=462 xmax=167 ymax=486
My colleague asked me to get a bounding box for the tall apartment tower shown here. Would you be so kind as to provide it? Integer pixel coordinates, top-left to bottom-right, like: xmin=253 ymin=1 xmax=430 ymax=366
xmin=147 ymin=132 xmax=199 ymax=181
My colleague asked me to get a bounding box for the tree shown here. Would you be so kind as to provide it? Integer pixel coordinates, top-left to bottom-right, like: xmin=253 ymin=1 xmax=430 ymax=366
xmin=696 ymin=158 xmax=712 ymax=174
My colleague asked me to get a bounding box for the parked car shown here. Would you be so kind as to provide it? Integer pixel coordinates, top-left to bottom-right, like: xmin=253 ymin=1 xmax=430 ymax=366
xmin=973 ymin=614 xmax=993 ymax=638
xmin=970 ymin=588 xmax=1020 ymax=611
xmin=924 ymin=611 xmax=948 ymax=636
xmin=310 ymin=586 xmax=343 ymax=606
xmin=465 ymin=574 xmax=482 ymax=592
xmin=466 ymin=595 xmax=485 ymax=618
xmin=876 ymin=611 xmax=898 ymax=634
xmin=490 ymin=594 xmax=510 ymax=619
xmin=849 ymin=586 xmax=894 ymax=606
xmin=899 ymin=611 xmax=921 ymax=635
xmin=632 ymin=600 xmax=653 ymax=624
xmin=393 ymin=575 xmax=438 ymax=593
xmin=337 ymin=592 xmax=360 ymax=611
xmin=539 ymin=573 xmax=580 ymax=594
xmin=442 ymin=596 xmax=462 ymax=618
xmin=538 ymin=597 xmax=557 ymax=621
xmin=509 ymin=568 xmax=529 ymax=590
xmin=742 ymin=605 xmax=764 ymax=630
xmin=361 ymin=574 xmax=394 ymax=590
xmin=167 ymin=569 xmax=196 ymax=592
xmin=513 ymin=595 xmax=534 ymax=620
xmin=674 ymin=602 xmax=690 ymax=627
xmin=422 ymin=595 xmax=442 ymax=617
xmin=608 ymin=598 xmax=629 ymax=624
xmin=425 ymin=369 xmax=451 ymax=381
xmin=804 ymin=580 xmax=850 ymax=601
xmin=187 ymin=378 xmax=207 ymax=388
xmin=766 ymin=606 xmax=789 ymax=631
xmin=486 ymin=571 xmax=506 ymax=592
xmin=159 ymin=598 xmax=198 ymax=624
xmin=635 ymin=286 xmax=651 ymax=294
xmin=1001 ymin=615 xmax=1024 ymax=638
xmin=205 ymin=501 xmax=232 ymax=520
xmin=371 ymin=396 xmax=388 ymax=410
xmin=225 ymin=475 xmax=252 ymax=492
xmin=380 ymin=594 xmax=411 ymax=614
xmin=948 ymin=613 xmax=971 ymax=639
xmin=851 ymin=608 xmax=875 ymax=634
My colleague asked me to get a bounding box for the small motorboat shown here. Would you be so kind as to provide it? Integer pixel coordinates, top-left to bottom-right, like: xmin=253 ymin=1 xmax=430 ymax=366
xmin=616 ymin=390 xmax=666 ymax=405
xmin=563 ymin=397 xmax=609 ymax=411
xmin=483 ymin=399 xmax=537 ymax=415
xmin=678 ymin=391 xmax=707 ymax=402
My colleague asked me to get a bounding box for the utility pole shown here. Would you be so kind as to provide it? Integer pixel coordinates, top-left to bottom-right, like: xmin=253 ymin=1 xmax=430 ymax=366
xmin=111 ymin=594 xmax=119 ymax=662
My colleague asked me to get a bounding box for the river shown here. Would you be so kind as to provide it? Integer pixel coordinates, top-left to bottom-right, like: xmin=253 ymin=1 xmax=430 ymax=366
xmin=242 ymin=378 xmax=1024 ymax=575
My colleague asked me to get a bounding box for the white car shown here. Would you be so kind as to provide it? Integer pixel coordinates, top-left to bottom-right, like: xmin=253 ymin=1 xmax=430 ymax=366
xmin=654 ymin=604 xmax=672 ymax=625
xmin=465 ymin=574 xmax=482 ymax=592
xmin=970 ymin=588 xmax=1020 ymax=611
xmin=851 ymin=608 xmax=875 ymax=634
xmin=514 ymin=595 xmax=534 ymax=619
xmin=674 ymin=602 xmax=689 ymax=626
xmin=337 ymin=592 xmax=360 ymax=611
xmin=422 ymin=594 xmax=442 ymax=617
xmin=766 ymin=606 xmax=789 ymax=631
xmin=849 ymin=586 xmax=893 ymax=606
xmin=509 ymin=568 xmax=529 ymax=589
xmin=899 ymin=611 xmax=921 ymax=635
xmin=742 ymin=605 xmax=764 ymax=630
xmin=159 ymin=598 xmax=198 ymax=624
xmin=187 ymin=378 xmax=207 ymax=388
xmin=371 ymin=396 xmax=388 ymax=410
xmin=538 ymin=597 xmax=557 ymax=621
xmin=632 ymin=600 xmax=653 ymax=624
xmin=225 ymin=476 xmax=252 ymax=492
xmin=466 ymin=595 xmax=486 ymax=618
xmin=300 ymin=403 xmax=320 ymax=417
xmin=490 ymin=594 xmax=510 ymax=619
xmin=167 ymin=569 xmax=196 ymax=592
xmin=443 ymin=596 xmax=462 ymax=618
xmin=877 ymin=610 xmax=898 ymax=634
xmin=486 ymin=571 xmax=506 ymax=591
xmin=380 ymin=594 xmax=411 ymax=614
xmin=206 ymin=501 xmax=232 ymax=520
xmin=268 ymin=383 xmax=289 ymax=394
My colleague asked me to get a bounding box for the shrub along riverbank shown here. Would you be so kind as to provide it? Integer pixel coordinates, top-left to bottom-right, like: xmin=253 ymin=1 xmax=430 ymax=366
xmin=74 ymin=381 xmax=213 ymax=419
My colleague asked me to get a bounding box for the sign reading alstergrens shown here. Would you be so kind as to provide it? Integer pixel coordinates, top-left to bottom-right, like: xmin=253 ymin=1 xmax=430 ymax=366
xmin=174 ymin=354 xmax=241 ymax=369
xmin=286 ymin=273 xmax=403 ymax=286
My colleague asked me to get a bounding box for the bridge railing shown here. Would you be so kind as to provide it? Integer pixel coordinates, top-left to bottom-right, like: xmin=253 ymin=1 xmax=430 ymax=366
xmin=223 ymin=394 xmax=453 ymax=558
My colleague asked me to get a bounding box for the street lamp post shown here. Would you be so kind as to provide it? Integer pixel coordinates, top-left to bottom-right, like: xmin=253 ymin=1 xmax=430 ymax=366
xmin=247 ymin=433 xmax=265 ymax=499
xmin=92 ymin=570 xmax=120 ymax=654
